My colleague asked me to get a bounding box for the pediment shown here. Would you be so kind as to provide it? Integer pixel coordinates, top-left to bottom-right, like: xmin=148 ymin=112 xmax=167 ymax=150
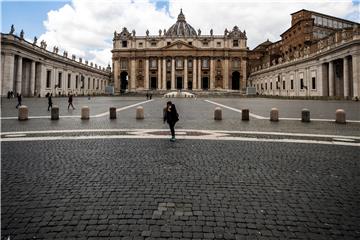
xmin=161 ymin=41 xmax=197 ymax=50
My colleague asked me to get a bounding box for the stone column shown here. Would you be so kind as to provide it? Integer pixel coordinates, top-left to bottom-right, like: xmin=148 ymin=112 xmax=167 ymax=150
xmin=343 ymin=57 xmax=349 ymax=98
xmin=113 ymin=59 xmax=120 ymax=93
xmin=224 ymin=58 xmax=229 ymax=90
xmin=29 ymin=61 xmax=36 ymax=96
xmin=198 ymin=58 xmax=201 ymax=89
xmin=130 ymin=58 xmax=136 ymax=91
xmin=145 ymin=58 xmax=149 ymax=90
xmin=184 ymin=58 xmax=188 ymax=90
xmin=241 ymin=58 xmax=247 ymax=89
xmin=157 ymin=58 xmax=162 ymax=90
xmin=328 ymin=61 xmax=334 ymax=96
xmin=16 ymin=56 xmax=23 ymax=94
xmin=192 ymin=58 xmax=197 ymax=90
xmin=171 ymin=58 xmax=175 ymax=90
xmin=1 ymin=53 xmax=15 ymax=96
xmin=210 ymin=58 xmax=214 ymax=89
xmin=162 ymin=58 xmax=166 ymax=90
xmin=353 ymin=54 xmax=359 ymax=97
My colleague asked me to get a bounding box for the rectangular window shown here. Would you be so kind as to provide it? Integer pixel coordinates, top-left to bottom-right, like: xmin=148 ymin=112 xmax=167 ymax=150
xmin=93 ymin=78 xmax=95 ymax=89
xmin=88 ymin=77 xmax=90 ymax=89
xmin=217 ymin=42 xmax=221 ymax=47
xmin=283 ymin=81 xmax=286 ymax=90
xmin=188 ymin=60 xmax=193 ymax=69
xmin=120 ymin=60 xmax=127 ymax=69
xmin=76 ymin=75 xmax=79 ymax=88
xmin=176 ymin=59 xmax=183 ymax=69
xmin=300 ymin=78 xmax=304 ymax=89
xmin=291 ymin=80 xmax=294 ymax=90
xmin=270 ymin=82 xmax=272 ymax=90
xmin=265 ymin=83 xmax=267 ymax=90
xmin=202 ymin=59 xmax=209 ymax=69
xmin=97 ymin=79 xmax=99 ymax=89
xmin=67 ymin=73 xmax=71 ymax=88
xmin=150 ymin=59 xmax=157 ymax=68
xmin=233 ymin=40 xmax=239 ymax=47
xmin=138 ymin=42 xmax=143 ymax=47
xmin=122 ymin=41 xmax=127 ymax=47
xmin=312 ymin=77 xmax=316 ymax=89
xmin=46 ymin=70 xmax=51 ymax=88
xmin=58 ymin=72 xmax=62 ymax=88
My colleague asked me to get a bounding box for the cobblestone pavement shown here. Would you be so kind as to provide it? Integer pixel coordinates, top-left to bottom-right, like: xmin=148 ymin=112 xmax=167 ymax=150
xmin=1 ymin=97 xmax=360 ymax=136
xmin=2 ymin=139 xmax=360 ymax=240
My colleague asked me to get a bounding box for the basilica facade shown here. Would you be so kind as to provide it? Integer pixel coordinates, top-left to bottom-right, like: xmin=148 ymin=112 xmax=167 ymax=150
xmin=112 ymin=10 xmax=248 ymax=94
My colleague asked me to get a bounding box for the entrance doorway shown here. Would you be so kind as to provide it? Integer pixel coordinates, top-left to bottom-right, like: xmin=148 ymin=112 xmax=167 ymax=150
xmin=188 ymin=81 xmax=193 ymax=90
xmin=232 ymin=71 xmax=240 ymax=90
xmin=150 ymin=77 xmax=157 ymax=89
xmin=166 ymin=81 xmax=171 ymax=90
xmin=176 ymin=77 xmax=183 ymax=89
xmin=202 ymin=77 xmax=209 ymax=90
xmin=120 ymin=71 xmax=128 ymax=92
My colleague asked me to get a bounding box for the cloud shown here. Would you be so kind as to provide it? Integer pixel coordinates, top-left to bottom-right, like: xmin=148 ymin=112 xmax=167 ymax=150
xmin=39 ymin=0 xmax=358 ymax=67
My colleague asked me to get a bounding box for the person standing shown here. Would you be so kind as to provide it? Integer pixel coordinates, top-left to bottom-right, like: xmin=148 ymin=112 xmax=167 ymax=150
xmin=163 ymin=101 xmax=179 ymax=142
xmin=15 ymin=93 xmax=22 ymax=108
xmin=47 ymin=93 xmax=53 ymax=111
xmin=68 ymin=94 xmax=75 ymax=110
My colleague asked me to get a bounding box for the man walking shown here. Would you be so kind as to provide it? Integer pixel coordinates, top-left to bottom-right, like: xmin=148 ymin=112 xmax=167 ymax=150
xmin=47 ymin=93 xmax=53 ymax=111
xmin=163 ymin=101 xmax=179 ymax=142
xmin=68 ymin=94 xmax=75 ymax=110
xmin=15 ymin=93 xmax=22 ymax=108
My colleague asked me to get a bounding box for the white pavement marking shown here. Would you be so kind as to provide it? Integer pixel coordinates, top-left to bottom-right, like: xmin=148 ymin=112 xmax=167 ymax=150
xmin=4 ymin=134 xmax=27 ymax=137
xmin=1 ymin=129 xmax=359 ymax=146
xmin=0 ymin=99 xmax=153 ymax=120
xmin=204 ymin=100 xmax=360 ymax=123
xmin=1 ymin=134 xmax=359 ymax=146
xmin=204 ymin=100 xmax=266 ymax=119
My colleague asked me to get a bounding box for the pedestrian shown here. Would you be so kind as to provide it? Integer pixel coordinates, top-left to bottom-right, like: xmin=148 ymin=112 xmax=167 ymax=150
xmin=68 ymin=94 xmax=75 ymax=110
xmin=15 ymin=93 xmax=22 ymax=108
xmin=150 ymin=94 xmax=152 ymax=100
xmin=163 ymin=101 xmax=179 ymax=142
xmin=146 ymin=93 xmax=149 ymax=100
xmin=47 ymin=93 xmax=53 ymax=111
xmin=10 ymin=91 xmax=14 ymax=98
xmin=7 ymin=91 xmax=10 ymax=99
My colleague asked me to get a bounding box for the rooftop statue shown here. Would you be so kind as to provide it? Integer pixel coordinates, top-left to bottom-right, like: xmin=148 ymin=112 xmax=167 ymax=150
xmin=9 ymin=24 xmax=15 ymax=34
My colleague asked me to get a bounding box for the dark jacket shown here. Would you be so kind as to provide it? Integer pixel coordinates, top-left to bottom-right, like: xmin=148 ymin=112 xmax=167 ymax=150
xmin=48 ymin=96 xmax=52 ymax=104
xmin=163 ymin=104 xmax=179 ymax=123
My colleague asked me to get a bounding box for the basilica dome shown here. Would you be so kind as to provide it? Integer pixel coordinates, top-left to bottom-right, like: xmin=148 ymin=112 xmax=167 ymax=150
xmin=165 ymin=9 xmax=197 ymax=37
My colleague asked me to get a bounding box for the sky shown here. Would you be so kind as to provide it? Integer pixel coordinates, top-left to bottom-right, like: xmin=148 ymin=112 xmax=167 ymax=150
xmin=1 ymin=0 xmax=359 ymax=68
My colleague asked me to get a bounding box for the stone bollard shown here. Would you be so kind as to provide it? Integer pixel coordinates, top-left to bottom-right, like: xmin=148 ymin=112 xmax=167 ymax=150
xmin=51 ymin=105 xmax=59 ymax=120
xmin=136 ymin=106 xmax=144 ymax=119
xmin=242 ymin=109 xmax=249 ymax=121
xmin=81 ymin=106 xmax=90 ymax=120
xmin=335 ymin=109 xmax=346 ymax=124
xmin=109 ymin=107 xmax=116 ymax=119
xmin=18 ymin=105 xmax=28 ymax=121
xmin=301 ymin=108 xmax=310 ymax=122
xmin=270 ymin=108 xmax=279 ymax=121
xmin=214 ymin=107 xmax=222 ymax=120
